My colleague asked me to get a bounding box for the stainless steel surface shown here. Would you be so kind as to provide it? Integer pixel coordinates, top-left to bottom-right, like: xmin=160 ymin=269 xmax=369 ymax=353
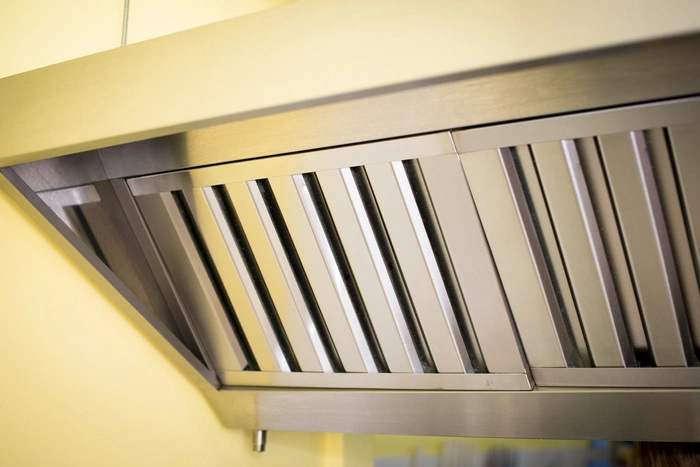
xmin=228 ymin=182 xmax=324 ymax=372
xmin=532 ymin=368 xmax=700 ymax=388
xmin=86 ymin=182 xmax=182 ymax=339
xmin=417 ymin=153 xmax=525 ymax=374
xmin=337 ymin=168 xmax=424 ymax=373
xmin=207 ymin=388 xmax=700 ymax=441
xmin=110 ymin=179 xmax=210 ymax=365
xmin=183 ymin=187 xmax=282 ymax=372
xmin=460 ymin=148 xmax=571 ymax=368
xmin=127 ymin=133 xmax=455 ymax=197
xmin=13 ymin=150 xmax=108 ymax=191
xmin=4 ymin=4 xmax=699 ymax=167
xmin=136 ymin=192 xmax=247 ymax=372
xmin=509 ymin=144 xmax=590 ymax=366
xmin=316 ymin=169 xmax=413 ymax=373
xmin=453 ymin=96 xmax=700 ymax=155
xmin=61 ymin=34 xmax=700 ymax=178
xmin=599 ymin=132 xmax=696 ymax=366
xmin=253 ymin=430 xmax=266 ymax=453
xmin=120 ymin=0 xmax=130 ymax=47
xmin=532 ymin=140 xmax=634 ymax=367
xmin=7 ymin=31 xmax=700 ymax=440
xmin=220 ymin=372 xmax=532 ymax=391
xmin=668 ymin=123 xmax=700 ymax=352
xmin=0 ymin=168 xmax=218 ymax=389
xmin=268 ymin=176 xmax=368 ymax=373
xmin=37 ymin=185 xmax=101 ymax=229
xmin=575 ymin=137 xmax=650 ymax=358
xmin=364 ymin=162 xmax=464 ymax=373
xmin=291 ymin=174 xmax=379 ymax=373
xmin=391 ymin=160 xmax=475 ymax=372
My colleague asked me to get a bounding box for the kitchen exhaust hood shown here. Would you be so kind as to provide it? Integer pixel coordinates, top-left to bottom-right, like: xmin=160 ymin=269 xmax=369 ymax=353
xmin=2 ymin=4 xmax=700 ymax=440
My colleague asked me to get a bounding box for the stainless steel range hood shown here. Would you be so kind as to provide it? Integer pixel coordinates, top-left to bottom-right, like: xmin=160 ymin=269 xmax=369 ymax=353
xmin=2 ymin=24 xmax=700 ymax=440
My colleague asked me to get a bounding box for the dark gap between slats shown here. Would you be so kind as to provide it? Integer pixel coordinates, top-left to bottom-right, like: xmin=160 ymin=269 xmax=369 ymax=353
xmin=256 ymin=179 xmax=345 ymax=373
xmin=656 ymin=130 xmax=700 ymax=363
xmin=350 ymin=166 xmax=437 ymax=373
xmin=522 ymin=146 xmax=594 ymax=368
xmin=302 ymin=172 xmax=390 ymax=373
xmin=401 ymin=159 xmax=486 ymax=373
xmin=212 ymin=185 xmax=301 ymax=372
xmin=509 ymin=146 xmax=587 ymax=368
xmin=172 ymin=190 xmax=259 ymax=371
xmin=592 ymin=136 xmax=653 ymax=367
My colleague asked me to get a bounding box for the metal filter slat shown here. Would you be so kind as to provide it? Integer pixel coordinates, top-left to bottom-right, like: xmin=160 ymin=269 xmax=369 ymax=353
xmin=320 ymin=168 xmax=418 ymax=373
xmin=136 ymin=192 xmax=247 ymax=372
xmin=459 ymin=148 xmax=575 ymax=368
xmin=418 ymin=153 xmax=525 ymax=373
xmin=364 ymin=161 xmax=466 ymax=373
xmin=182 ymin=186 xmax=283 ymax=372
xmin=268 ymin=175 xmax=371 ymax=373
xmin=667 ymin=124 xmax=700 ymax=354
xmin=598 ymin=131 xmax=695 ymax=367
xmin=224 ymin=182 xmax=325 ymax=372
xmin=531 ymin=140 xmax=635 ymax=367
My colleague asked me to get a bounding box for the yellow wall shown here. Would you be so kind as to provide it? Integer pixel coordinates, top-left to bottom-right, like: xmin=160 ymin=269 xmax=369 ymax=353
xmin=0 ymin=1 xmax=365 ymax=466
xmin=0 ymin=0 xmax=294 ymax=78
xmin=0 ymin=171 xmax=348 ymax=467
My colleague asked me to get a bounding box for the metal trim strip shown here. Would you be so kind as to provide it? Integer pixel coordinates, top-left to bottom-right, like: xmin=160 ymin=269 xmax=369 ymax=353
xmin=532 ymin=368 xmax=700 ymax=388
xmin=220 ymin=372 xmax=532 ymax=391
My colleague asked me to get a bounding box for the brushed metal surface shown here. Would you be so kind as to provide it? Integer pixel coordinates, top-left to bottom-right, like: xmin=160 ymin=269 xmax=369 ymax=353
xmin=226 ymin=182 xmax=324 ymax=372
xmin=207 ymin=388 xmax=700 ymax=441
xmin=13 ymin=150 xmax=108 ymax=191
xmin=0 ymin=168 xmax=219 ymax=389
xmin=391 ymin=160 xmax=475 ymax=372
xmin=268 ymin=176 xmax=369 ymax=373
xmin=316 ymin=169 xmax=413 ymax=373
xmin=460 ymin=148 xmax=572 ymax=368
xmin=85 ymin=182 xmax=182 ymax=341
xmin=509 ymin=145 xmax=590 ymax=366
xmin=6 ymin=32 xmax=700 ymax=439
xmin=337 ymin=168 xmax=424 ymax=373
xmin=533 ymin=368 xmax=700 ymax=388
xmin=85 ymin=35 xmax=700 ymax=179
xmin=532 ymin=140 xmax=634 ymax=367
xmin=292 ymin=174 xmax=383 ymax=373
xmin=37 ymin=185 xmax=101 ymax=231
xmin=365 ymin=162 xmax=464 ymax=373
xmin=417 ymin=154 xmax=525 ymax=374
xmin=127 ymin=133 xmax=455 ymax=197
xmin=110 ymin=179 xmax=210 ymax=366
xmin=668 ymin=123 xmax=700 ymax=352
xmin=182 ymin=187 xmax=282 ymax=372
xmin=37 ymin=184 xmax=100 ymax=206
xmin=220 ymin=372 xmax=532 ymax=391
xmin=453 ymin=96 xmax=700 ymax=155
xmin=575 ymin=137 xmax=649 ymax=359
xmin=599 ymin=132 xmax=696 ymax=366
xmin=136 ymin=192 xmax=247 ymax=372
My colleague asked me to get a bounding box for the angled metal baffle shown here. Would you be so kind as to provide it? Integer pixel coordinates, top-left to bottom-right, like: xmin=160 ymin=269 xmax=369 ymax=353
xmin=3 ymin=33 xmax=700 ymax=441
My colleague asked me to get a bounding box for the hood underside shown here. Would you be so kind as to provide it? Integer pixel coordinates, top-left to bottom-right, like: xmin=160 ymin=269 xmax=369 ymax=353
xmin=3 ymin=33 xmax=700 ymax=441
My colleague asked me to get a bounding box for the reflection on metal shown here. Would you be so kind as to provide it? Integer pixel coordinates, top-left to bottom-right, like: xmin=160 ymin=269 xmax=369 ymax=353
xmin=5 ymin=42 xmax=700 ymax=439
xmin=532 ymin=140 xmax=634 ymax=367
xmin=598 ymin=132 xmax=696 ymax=366
xmin=338 ymin=167 xmax=425 ymax=373
xmin=292 ymin=174 xmax=380 ymax=373
xmin=532 ymin=368 xmax=700 ymax=388
xmin=253 ymin=430 xmax=266 ymax=453
xmin=221 ymin=372 xmax=532 ymax=391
